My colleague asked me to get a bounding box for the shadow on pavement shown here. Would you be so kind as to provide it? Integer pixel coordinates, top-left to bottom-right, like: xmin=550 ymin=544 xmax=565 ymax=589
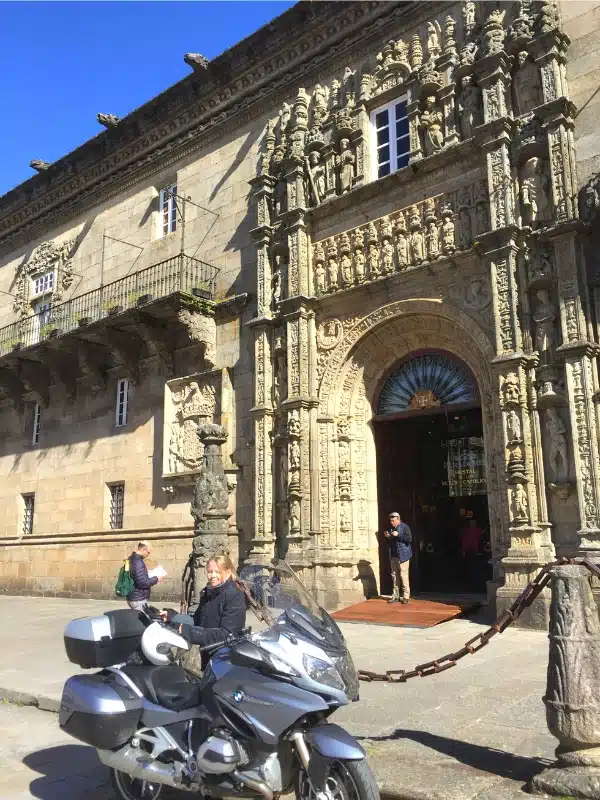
xmin=23 ymin=744 xmax=110 ymax=799
xmin=23 ymin=744 xmax=188 ymax=799
xmin=361 ymin=728 xmax=552 ymax=783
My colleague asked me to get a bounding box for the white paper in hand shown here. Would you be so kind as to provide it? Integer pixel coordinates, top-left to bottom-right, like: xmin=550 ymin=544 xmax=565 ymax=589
xmin=148 ymin=566 xmax=167 ymax=579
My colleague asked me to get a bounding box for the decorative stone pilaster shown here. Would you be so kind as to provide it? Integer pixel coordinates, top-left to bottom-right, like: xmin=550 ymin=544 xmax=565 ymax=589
xmin=553 ymin=233 xmax=600 ymax=551
xmin=530 ymin=565 xmax=600 ymax=798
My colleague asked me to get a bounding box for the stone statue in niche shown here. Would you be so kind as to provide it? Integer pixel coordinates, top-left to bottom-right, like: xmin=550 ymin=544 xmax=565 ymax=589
xmin=511 ymin=483 xmax=529 ymax=522
xmin=502 ymin=372 xmax=520 ymax=405
xmin=520 ymin=157 xmax=551 ymax=228
xmin=426 ymin=21 xmax=441 ymax=60
xmin=462 ymin=0 xmax=476 ymax=36
xmin=306 ymin=151 xmax=325 ymax=205
xmin=336 ymin=139 xmax=355 ymax=194
xmin=506 ymin=409 xmax=522 ymax=443
xmin=315 ymin=261 xmax=326 ymax=295
xmin=532 ymin=289 xmax=555 ymax=360
xmin=289 ymin=499 xmax=300 ymax=531
xmin=512 ymin=52 xmax=542 ymax=117
xmin=458 ymin=76 xmax=482 ymax=140
xmin=312 ymin=84 xmax=329 ymax=126
xmin=409 ymin=206 xmax=425 ymax=264
xmin=546 ymin=408 xmax=569 ymax=483
xmin=271 ymin=269 xmax=282 ymax=310
xmin=441 ymin=205 xmax=456 ymax=254
xmin=279 ymin=102 xmax=292 ymax=134
xmin=289 ymin=439 xmax=300 ymax=470
xmin=420 ymin=96 xmax=444 ymax=156
xmin=274 ymin=175 xmax=287 ymax=217
xmin=394 ymin=212 xmax=409 ymax=268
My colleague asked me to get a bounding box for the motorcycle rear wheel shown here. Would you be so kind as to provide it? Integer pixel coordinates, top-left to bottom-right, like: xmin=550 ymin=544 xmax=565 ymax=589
xmin=111 ymin=768 xmax=163 ymax=800
xmin=296 ymin=758 xmax=379 ymax=800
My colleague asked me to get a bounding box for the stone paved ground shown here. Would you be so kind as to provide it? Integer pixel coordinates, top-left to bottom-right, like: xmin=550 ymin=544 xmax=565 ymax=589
xmin=0 ymin=596 xmax=558 ymax=799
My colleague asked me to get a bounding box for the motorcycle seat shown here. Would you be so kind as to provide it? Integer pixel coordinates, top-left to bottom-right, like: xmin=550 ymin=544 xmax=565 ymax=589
xmin=121 ymin=665 xmax=203 ymax=711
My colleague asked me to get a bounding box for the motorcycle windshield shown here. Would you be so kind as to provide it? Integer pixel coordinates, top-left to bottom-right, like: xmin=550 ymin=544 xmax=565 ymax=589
xmin=239 ymin=559 xmax=346 ymax=653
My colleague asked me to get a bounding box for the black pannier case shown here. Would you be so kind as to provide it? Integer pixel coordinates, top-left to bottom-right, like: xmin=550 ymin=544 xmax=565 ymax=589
xmin=64 ymin=609 xmax=146 ymax=668
xmin=59 ymin=671 xmax=142 ymax=749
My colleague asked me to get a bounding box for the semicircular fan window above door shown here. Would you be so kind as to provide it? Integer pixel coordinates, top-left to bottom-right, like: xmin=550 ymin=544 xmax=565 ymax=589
xmin=377 ymin=354 xmax=477 ymax=415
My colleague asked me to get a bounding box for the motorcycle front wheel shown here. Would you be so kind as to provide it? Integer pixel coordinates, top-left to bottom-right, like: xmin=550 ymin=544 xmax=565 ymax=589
xmin=111 ymin=768 xmax=163 ymax=800
xmin=296 ymin=758 xmax=379 ymax=800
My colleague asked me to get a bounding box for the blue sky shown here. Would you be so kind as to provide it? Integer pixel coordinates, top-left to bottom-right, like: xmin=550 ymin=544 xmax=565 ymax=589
xmin=0 ymin=1 xmax=295 ymax=197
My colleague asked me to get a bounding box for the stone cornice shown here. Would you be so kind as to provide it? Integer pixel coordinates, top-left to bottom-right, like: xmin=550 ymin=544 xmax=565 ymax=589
xmin=0 ymin=0 xmax=433 ymax=256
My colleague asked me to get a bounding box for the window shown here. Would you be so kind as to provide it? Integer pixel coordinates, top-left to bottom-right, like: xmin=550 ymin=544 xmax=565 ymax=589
xmin=115 ymin=378 xmax=129 ymax=427
xmin=32 ymin=402 xmax=41 ymax=445
xmin=22 ymin=494 xmax=35 ymax=535
xmin=32 ymin=298 xmax=52 ymax=344
xmin=109 ymin=484 xmax=125 ymax=530
xmin=158 ymin=183 xmax=177 ymax=238
xmin=32 ymin=270 xmax=54 ymax=298
xmin=371 ymin=97 xmax=410 ymax=180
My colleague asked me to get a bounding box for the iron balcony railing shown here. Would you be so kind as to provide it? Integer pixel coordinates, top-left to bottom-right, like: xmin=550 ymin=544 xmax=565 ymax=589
xmin=0 ymin=253 xmax=219 ymax=355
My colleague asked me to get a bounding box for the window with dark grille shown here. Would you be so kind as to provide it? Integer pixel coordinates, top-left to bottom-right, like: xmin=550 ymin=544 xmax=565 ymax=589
xmin=32 ymin=402 xmax=41 ymax=445
xmin=109 ymin=484 xmax=125 ymax=530
xmin=22 ymin=494 xmax=35 ymax=535
xmin=115 ymin=378 xmax=129 ymax=427
xmin=371 ymin=97 xmax=410 ymax=179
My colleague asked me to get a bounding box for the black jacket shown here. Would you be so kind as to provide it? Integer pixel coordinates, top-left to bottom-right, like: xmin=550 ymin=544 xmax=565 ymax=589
xmin=386 ymin=522 xmax=413 ymax=562
xmin=127 ymin=552 xmax=158 ymax=602
xmin=181 ymin=579 xmax=246 ymax=660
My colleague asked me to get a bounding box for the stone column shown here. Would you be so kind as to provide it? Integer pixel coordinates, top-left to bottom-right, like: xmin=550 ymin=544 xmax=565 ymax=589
xmin=189 ymin=424 xmax=232 ymax=606
xmin=530 ymin=564 xmax=600 ymax=797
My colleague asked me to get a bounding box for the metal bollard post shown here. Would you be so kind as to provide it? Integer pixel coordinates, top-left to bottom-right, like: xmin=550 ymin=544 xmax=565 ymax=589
xmin=530 ymin=564 xmax=600 ymax=797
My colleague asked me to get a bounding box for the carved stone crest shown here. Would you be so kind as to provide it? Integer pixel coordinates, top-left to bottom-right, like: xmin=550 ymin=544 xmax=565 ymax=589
xmin=317 ymin=318 xmax=343 ymax=351
xmin=13 ymin=238 xmax=75 ymax=318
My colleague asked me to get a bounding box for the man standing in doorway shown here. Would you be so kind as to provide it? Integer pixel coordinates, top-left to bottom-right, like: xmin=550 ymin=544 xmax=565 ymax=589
xmin=127 ymin=540 xmax=163 ymax=611
xmin=385 ymin=512 xmax=412 ymax=604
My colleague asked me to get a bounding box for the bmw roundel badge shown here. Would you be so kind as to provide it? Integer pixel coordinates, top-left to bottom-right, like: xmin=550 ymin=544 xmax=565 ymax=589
xmin=233 ymin=690 xmax=244 ymax=703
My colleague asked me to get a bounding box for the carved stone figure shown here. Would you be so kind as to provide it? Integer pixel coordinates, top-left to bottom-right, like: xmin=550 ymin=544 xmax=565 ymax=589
xmin=312 ymin=84 xmax=329 ymax=126
xmin=502 ymin=372 xmax=520 ymax=405
xmin=290 ymin=499 xmax=300 ymax=531
xmin=30 ymin=159 xmax=51 ymax=172
xmin=274 ymin=176 xmax=287 ymax=217
xmin=367 ymin=243 xmax=381 ymax=278
xmin=184 ymin=53 xmax=209 ymax=71
xmin=511 ymin=482 xmax=529 ymax=521
xmin=306 ymin=151 xmax=325 ymax=205
xmin=582 ymin=182 xmax=600 ymax=221
xmin=513 ymin=52 xmax=542 ymax=116
xmin=326 ymin=240 xmax=339 ymax=291
xmin=337 ymin=139 xmax=355 ymax=194
xmin=444 ymin=15 xmax=457 ymax=58
xmin=420 ymin=96 xmax=444 ymax=155
xmin=97 ymin=113 xmax=120 ymax=129
xmin=458 ymin=207 xmax=472 ymax=250
xmin=408 ymin=206 xmax=424 ymax=264
xmin=426 ymin=21 xmax=441 ymax=60
xmin=289 ymin=440 xmax=300 ymax=470
xmin=381 ymin=239 xmax=395 ymax=274
xmin=271 ymin=268 xmax=282 ymax=310
xmin=458 ymin=77 xmax=482 ymax=140
xmin=506 ymin=409 xmax=522 ymax=443
xmin=441 ymin=205 xmax=456 ymax=254
xmin=533 ymin=289 xmax=555 ymax=359
xmin=462 ymin=0 xmax=476 ymax=36
xmin=426 ymin=221 xmax=440 ymax=260
xmin=288 ymin=409 xmax=301 ymax=437
xmin=339 ymin=233 xmax=354 ymax=286
xmin=279 ymin=102 xmax=292 ymax=133
xmin=483 ymin=8 xmax=506 ymax=56
xmin=546 ymin=408 xmax=568 ymax=483
xmin=315 ymin=263 xmax=326 ymax=294
xmin=520 ymin=157 xmax=551 ymax=227
xmin=394 ymin=212 xmax=409 ymax=268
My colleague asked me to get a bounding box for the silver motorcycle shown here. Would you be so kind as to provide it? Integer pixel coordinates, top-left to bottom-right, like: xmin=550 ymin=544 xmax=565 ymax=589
xmin=59 ymin=559 xmax=378 ymax=800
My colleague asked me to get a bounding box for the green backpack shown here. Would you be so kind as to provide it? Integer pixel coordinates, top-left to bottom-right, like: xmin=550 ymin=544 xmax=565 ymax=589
xmin=115 ymin=558 xmax=135 ymax=598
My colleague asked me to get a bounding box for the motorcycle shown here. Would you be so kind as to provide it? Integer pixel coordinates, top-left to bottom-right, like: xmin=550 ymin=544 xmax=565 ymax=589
xmin=59 ymin=559 xmax=379 ymax=800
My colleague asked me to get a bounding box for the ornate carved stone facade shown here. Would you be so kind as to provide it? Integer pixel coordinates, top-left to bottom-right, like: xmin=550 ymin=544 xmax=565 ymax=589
xmin=0 ymin=2 xmax=598 ymax=624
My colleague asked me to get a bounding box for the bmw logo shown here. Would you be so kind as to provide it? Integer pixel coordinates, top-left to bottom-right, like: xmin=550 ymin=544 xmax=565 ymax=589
xmin=233 ymin=690 xmax=244 ymax=703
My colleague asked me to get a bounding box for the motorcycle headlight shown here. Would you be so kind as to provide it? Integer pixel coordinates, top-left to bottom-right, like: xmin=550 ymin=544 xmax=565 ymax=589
xmin=302 ymin=654 xmax=345 ymax=691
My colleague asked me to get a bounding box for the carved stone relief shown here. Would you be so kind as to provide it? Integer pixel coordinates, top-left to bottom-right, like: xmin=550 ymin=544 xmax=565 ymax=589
xmin=163 ymin=369 xmax=231 ymax=478
xmin=13 ymin=239 xmax=75 ymax=318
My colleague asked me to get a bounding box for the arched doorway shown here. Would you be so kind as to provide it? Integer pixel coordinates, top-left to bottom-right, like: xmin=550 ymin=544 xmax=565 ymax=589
xmin=374 ymin=351 xmax=491 ymax=597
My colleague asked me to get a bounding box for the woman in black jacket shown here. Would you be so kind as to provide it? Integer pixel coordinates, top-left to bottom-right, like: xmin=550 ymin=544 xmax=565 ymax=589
xmin=178 ymin=554 xmax=246 ymax=666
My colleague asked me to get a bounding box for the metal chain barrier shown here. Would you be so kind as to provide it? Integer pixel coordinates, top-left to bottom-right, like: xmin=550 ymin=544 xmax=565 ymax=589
xmin=357 ymin=556 xmax=600 ymax=683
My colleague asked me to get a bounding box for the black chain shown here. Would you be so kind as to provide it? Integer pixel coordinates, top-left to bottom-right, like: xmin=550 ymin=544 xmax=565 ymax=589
xmin=357 ymin=557 xmax=600 ymax=683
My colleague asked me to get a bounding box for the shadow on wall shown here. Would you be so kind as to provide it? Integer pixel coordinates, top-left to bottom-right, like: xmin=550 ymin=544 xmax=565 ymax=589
xmin=356 ymin=559 xmax=378 ymax=599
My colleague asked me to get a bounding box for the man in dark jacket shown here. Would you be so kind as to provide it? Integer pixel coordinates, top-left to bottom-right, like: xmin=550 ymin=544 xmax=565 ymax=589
xmin=127 ymin=541 xmax=163 ymax=611
xmin=385 ymin=512 xmax=413 ymax=604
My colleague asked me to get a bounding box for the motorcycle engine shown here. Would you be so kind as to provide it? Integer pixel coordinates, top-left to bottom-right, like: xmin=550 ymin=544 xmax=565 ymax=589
xmin=196 ymin=731 xmax=248 ymax=775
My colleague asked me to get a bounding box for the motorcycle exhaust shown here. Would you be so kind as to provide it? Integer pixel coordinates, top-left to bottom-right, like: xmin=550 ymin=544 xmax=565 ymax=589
xmin=232 ymin=771 xmax=274 ymax=800
xmin=97 ymin=745 xmax=195 ymax=792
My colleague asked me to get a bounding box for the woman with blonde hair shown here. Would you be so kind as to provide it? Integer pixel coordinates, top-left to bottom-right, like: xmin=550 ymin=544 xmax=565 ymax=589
xmin=173 ymin=554 xmax=245 ymax=667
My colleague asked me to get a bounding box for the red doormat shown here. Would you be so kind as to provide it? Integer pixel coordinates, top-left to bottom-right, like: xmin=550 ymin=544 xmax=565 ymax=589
xmin=332 ymin=597 xmax=480 ymax=628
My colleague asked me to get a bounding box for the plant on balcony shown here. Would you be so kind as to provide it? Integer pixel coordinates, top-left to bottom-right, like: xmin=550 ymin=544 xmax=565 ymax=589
xmin=101 ymin=299 xmax=123 ymax=315
xmin=73 ymin=312 xmax=92 ymax=327
xmin=39 ymin=323 xmax=56 ymax=339
xmin=192 ymin=281 xmax=212 ymax=299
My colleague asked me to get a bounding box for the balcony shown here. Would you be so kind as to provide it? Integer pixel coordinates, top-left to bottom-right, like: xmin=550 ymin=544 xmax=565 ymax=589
xmin=0 ymin=254 xmax=221 ymax=404
xmin=0 ymin=253 xmax=219 ymax=355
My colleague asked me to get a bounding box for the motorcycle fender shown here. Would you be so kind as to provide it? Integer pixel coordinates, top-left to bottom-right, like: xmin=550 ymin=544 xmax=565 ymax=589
xmin=306 ymin=723 xmax=365 ymax=761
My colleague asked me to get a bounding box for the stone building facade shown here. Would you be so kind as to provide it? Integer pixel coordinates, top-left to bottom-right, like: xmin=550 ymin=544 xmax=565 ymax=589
xmin=0 ymin=1 xmax=599 ymax=625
